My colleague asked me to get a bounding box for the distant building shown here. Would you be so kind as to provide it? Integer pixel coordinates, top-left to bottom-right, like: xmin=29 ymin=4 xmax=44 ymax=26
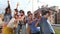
xmin=34 ymin=8 xmax=55 ymax=24
xmin=34 ymin=6 xmax=60 ymax=24
xmin=49 ymin=6 xmax=59 ymax=24
xmin=48 ymin=9 xmax=55 ymax=24
xmin=57 ymin=9 xmax=60 ymax=24
xmin=34 ymin=8 xmax=42 ymax=18
xmin=49 ymin=6 xmax=59 ymax=12
xmin=48 ymin=15 xmax=55 ymax=24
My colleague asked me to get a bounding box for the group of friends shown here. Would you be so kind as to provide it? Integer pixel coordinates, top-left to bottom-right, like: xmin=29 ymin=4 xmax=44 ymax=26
xmin=2 ymin=0 xmax=55 ymax=34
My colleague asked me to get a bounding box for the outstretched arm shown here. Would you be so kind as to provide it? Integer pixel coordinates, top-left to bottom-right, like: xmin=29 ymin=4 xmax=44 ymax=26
xmin=7 ymin=0 xmax=10 ymax=8
xmin=16 ymin=2 xmax=19 ymax=9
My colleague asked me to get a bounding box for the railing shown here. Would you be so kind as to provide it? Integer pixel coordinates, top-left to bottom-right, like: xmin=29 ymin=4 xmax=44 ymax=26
xmin=52 ymin=24 xmax=60 ymax=27
xmin=52 ymin=24 xmax=60 ymax=30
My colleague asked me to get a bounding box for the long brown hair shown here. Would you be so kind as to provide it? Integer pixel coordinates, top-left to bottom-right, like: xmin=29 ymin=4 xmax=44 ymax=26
xmin=4 ymin=7 xmax=11 ymax=15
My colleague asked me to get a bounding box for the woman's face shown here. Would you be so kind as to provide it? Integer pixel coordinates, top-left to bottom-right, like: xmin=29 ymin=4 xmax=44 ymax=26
xmin=29 ymin=15 xmax=33 ymax=19
xmin=7 ymin=9 xmax=10 ymax=14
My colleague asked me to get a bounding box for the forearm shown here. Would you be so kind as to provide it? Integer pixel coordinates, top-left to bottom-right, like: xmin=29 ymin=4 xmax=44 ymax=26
xmin=7 ymin=0 xmax=10 ymax=8
xmin=35 ymin=22 xmax=39 ymax=27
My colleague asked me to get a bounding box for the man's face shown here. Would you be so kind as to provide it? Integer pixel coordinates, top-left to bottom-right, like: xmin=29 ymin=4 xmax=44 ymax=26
xmin=29 ymin=15 xmax=33 ymax=19
xmin=28 ymin=13 xmax=31 ymax=16
xmin=20 ymin=12 xmax=24 ymax=16
xmin=46 ymin=13 xmax=50 ymax=17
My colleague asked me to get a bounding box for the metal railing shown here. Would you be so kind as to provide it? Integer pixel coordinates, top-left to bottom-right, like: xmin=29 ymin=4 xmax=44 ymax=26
xmin=52 ymin=24 xmax=60 ymax=27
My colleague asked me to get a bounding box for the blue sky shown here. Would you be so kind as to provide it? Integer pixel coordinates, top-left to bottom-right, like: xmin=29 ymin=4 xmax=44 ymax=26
xmin=0 ymin=0 xmax=60 ymax=15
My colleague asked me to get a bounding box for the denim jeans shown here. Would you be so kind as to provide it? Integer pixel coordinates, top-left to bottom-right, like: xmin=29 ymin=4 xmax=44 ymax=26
xmin=14 ymin=28 xmax=17 ymax=34
xmin=31 ymin=32 xmax=40 ymax=34
xmin=22 ymin=24 xmax=26 ymax=34
xmin=17 ymin=24 xmax=21 ymax=34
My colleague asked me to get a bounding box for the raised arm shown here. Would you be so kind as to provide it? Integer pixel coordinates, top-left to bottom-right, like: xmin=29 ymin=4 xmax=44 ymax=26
xmin=7 ymin=0 xmax=10 ymax=8
xmin=16 ymin=2 xmax=19 ymax=9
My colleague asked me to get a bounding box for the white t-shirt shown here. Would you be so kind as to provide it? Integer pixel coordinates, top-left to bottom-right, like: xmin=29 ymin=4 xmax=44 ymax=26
xmin=7 ymin=18 xmax=15 ymax=28
xmin=47 ymin=20 xmax=55 ymax=34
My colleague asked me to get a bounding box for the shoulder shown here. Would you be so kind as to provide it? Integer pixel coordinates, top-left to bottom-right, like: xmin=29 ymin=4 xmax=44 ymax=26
xmin=9 ymin=18 xmax=15 ymax=23
xmin=11 ymin=18 xmax=15 ymax=20
xmin=10 ymin=18 xmax=15 ymax=21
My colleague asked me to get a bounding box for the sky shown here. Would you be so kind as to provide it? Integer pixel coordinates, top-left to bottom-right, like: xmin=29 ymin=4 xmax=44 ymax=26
xmin=0 ymin=0 xmax=60 ymax=15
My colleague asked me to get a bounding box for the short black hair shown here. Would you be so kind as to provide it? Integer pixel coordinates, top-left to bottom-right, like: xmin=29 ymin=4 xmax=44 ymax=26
xmin=19 ymin=10 xmax=25 ymax=14
xmin=42 ymin=10 xmax=50 ymax=16
xmin=14 ymin=9 xmax=18 ymax=12
xmin=27 ymin=11 xmax=31 ymax=14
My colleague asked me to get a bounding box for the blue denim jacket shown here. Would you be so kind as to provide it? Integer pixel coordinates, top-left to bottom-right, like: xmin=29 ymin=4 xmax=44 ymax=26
xmin=4 ymin=14 xmax=12 ymax=24
xmin=39 ymin=16 xmax=55 ymax=34
xmin=30 ymin=21 xmax=39 ymax=33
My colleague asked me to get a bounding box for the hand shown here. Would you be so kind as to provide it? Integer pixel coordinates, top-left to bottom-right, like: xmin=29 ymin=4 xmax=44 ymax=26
xmin=22 ymin=16 xmax=25 ymax=19
xmin=14 ymin=20 xmax=17 ymax=24
xmin=16 ymin=2 xmax=19 ymax=9
xmin=8 ymin=0 xmax=9 ymax=2
xmin=17 ymin=2 xmax=19 ymax=7
xmin=7 ymin=0 xmax=10 ymax=6
xmin=19 ymin=19 xmax=22 ymax=21
xmin=19 ymin=16 xmax=25 ymax=21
